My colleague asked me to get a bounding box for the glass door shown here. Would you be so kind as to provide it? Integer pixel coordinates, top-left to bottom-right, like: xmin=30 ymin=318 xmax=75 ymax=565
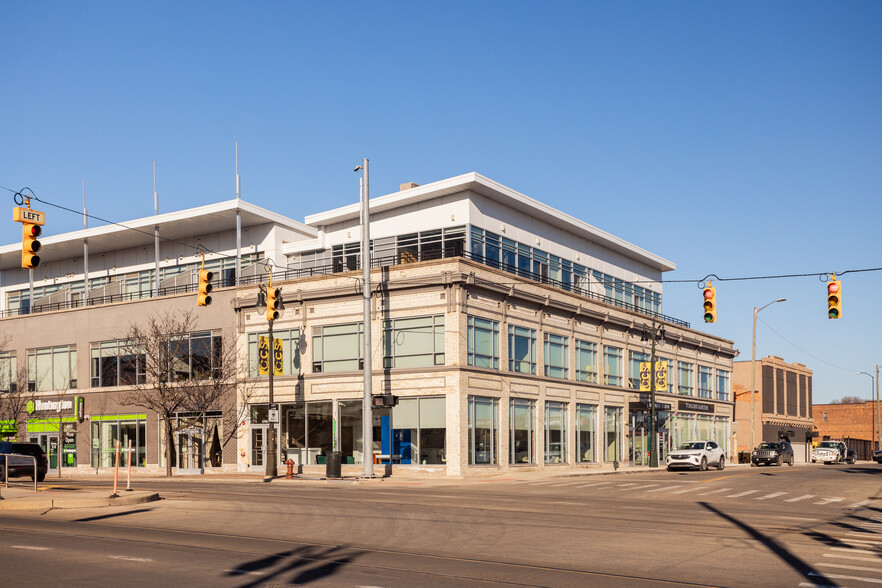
xmin=176 ymin=429 xmax=204 ymax=474
xmin=250 ymin=424 xmax=267 ymax=471
xmin=31 ymin=434 xmax=59 ymax=470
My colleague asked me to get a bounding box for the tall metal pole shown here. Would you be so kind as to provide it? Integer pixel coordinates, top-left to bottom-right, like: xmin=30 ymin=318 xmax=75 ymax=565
xmin=877 ymin=364 xmax=881 ymax=451
xmin=266 ymin=316 xmax=277 ymax=478
xmin=360 ymin=159 xmax=374 ymax=477
xmin=649 ymin=322 xmax=658 ymax=468
xmin=751 ymin=299 xmax=786 ymax=452
xmin=750 ymin=307 xmax=758 ymax=452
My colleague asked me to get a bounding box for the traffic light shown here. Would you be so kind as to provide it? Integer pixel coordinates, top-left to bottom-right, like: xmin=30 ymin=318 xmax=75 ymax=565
xmin=21 ymin=223 xmax=41 ymax=269
xmin=827 ymin=279 xmax=842 ymax=319
xmin=703 ymin=285 xmax=716 ymax=323
xmin=197 ymin=269 xmax=213 ymax=306
xmin=266 ymin=287 xmax=281 ymax=321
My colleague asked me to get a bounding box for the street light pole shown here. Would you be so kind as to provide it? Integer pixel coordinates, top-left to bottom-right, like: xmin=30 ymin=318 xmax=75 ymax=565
xmin=750 ymin=298 xmax=786 ymax=452
xmin=858 ymin=371 xmax=875 ymax=453
xmin=355 ymin=159 xmax=374 ymax=478
xmin=642 ymin=321 xmax=665 ymax=468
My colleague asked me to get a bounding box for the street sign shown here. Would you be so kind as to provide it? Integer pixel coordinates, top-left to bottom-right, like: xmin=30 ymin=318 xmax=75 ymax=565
xmin=268 ymin=409 xmax=279 ymax=423
xmin=13 ymin=207 xmax=45 ymax=225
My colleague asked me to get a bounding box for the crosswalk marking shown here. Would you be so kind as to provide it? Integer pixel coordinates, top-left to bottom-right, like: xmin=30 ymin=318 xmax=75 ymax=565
xmin=646 ymin=485 xmax=680 ymax=493
xmin=726 ymin=490 xmax=759 ymax=498
xmin=670 ymin=486 xmax=704 ymax=494
xmin=831 ymin=547 xmax=879 ymax=555
xmin=824 ymin=553 xmax=882 ymax=562
xmin=808 ymin=572 xmax=882 ymax=584
xmin=785 ymin=494 xmax=815 ymax=502
xmin=817 ymin=563 xmax=882 ymax=572
xmin=815 ymin=497 xmax=844 ymax=505
xmin=755 ymin=492 xmax=787 ymax=500
xmin=698 ymin=487 xmax=732 ymax=496
xmin=616 ymin=482 xmax=641 ymax=488
xmin=848 ymin=500 xmax=873 ymax=509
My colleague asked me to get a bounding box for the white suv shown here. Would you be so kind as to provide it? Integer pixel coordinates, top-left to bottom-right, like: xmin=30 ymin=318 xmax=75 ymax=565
xmin=666 ymin=440 xmax=726 ymax=471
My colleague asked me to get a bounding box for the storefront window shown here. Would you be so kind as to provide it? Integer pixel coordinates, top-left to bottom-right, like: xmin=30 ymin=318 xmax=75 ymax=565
xmin=509 ymin=399 xmax=535 ymax=464
xmin=576 ymin=404 xmax=596 ymax=463
xmin=468 ymin=396 xmax=498 ymax=465
xmin=391 ymin=397 xmax=446 ymax=465
xmin=544 ymin=401 xmax=567 ymax=463
xmin=158 ymin=412 xmax=223 ymax=470
xmin=281 ymin=401 xmax=333 ymax=465
xmin=91 ymin=414 xmax=147 ymax=468
xmin=338 ymin=401 xmax=363 ymax=465
xmin=604 ymin=406 xmax=622 ymax=462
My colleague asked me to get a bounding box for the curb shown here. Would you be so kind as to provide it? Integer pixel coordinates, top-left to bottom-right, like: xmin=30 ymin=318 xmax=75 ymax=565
xmin=0 ymin=491 xmax=160 ymax=511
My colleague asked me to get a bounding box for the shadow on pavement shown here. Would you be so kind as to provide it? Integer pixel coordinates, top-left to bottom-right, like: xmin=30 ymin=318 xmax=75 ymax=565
xmin=699 ymin=501 xmax=836 ymax=587
xmin=75 ymin=508 xmax=155 ymax=522
xmin=226 ymin=545 xmax=362 ymax=588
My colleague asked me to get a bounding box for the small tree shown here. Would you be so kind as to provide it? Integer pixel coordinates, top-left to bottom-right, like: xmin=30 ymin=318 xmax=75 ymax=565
xmin=0 ymin=352 xmax=34 ymax=442
xmin=121 ymin=310 xmax=240 ymax=476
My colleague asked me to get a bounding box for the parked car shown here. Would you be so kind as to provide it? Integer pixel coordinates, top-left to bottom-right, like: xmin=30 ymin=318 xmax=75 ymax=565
xmin=874 ymin=449 xmax=882 ymax=464
xmin=0 ymin=441 xmax=49 ymax=482
xmin=811 ymin=440 xmax=856 ymax=464
xmin=751 ymin=441 xmax=794 ymax=466
xmin=666 ymin=440 xmax=725 ymax=471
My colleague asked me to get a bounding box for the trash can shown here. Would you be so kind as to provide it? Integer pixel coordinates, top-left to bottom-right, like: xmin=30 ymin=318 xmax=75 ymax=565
xmin=326 ymin=451 xmax=342 ymax=479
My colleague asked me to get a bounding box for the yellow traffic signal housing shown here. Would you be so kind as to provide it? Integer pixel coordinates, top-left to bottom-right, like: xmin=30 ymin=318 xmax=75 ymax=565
xmin=266 ymin=287 xmax=281 ymax=321
xmin=703 ymin=286 xmax=717 ymax=323
xmin=197 ymin=269 xmax=213 ymax=306
xmin=827 ymin=279 xmax=842 ymax=319
xmin=22 ymin=223 xmax=42 ymax=269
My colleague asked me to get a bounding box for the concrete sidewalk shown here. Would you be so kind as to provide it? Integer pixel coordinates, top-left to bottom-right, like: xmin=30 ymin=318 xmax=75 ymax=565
xmin=0 ymin=482 xmax=160 ymax=511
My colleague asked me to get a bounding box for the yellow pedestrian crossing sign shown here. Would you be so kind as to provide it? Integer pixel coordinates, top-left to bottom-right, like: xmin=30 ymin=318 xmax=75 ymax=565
xmin=640 ymin=361 xmax=668 ymax=392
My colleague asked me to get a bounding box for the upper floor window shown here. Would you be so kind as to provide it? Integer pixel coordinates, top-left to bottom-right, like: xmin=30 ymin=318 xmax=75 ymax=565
xmin=312 ymin=322 xmax=363 ymax=373
xmin=698 ymin=366 xmax=713 ymax=399
xmin=603 ymin=346 xmax=623 ymax=387
xmin=628 ymin=351 xmax=650 ymax=389
xmin=508 ymin=326 xmax=536 ymax=375
xmin=677 ymin=362 xmax=694 ymax=396
xmin=543 ymin=334 xmax=568 ymax=379
xmin=28 ymin=345 xmax=77 ymax=391
xmin=163 ymin=331 xmax=223 ymax=382
xmin=716 ymin=370 xmax=730 ymax=401
xmin=247 ymin=329 xmax=301 ymax=377
xmin=467 ymin=316 xmax=499 ymax=369
xmin=90 ymin=340 xmax=146 ymax=387
xmin=383 ymin=315 xmax=445 ymax=368
xmin=575 ymin=340 xmax=598 ymax=383
xmin=0 ymin=351 xmax=17 ymax=394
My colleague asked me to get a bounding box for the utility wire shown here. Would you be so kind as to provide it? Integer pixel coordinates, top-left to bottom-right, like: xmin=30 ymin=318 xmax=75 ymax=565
xmin=757 ymin=316 xmax=859 ymax=373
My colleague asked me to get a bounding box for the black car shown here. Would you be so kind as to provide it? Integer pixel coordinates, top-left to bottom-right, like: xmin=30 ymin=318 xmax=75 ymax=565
xmin=875 ymin=449 xmax=882 ymax=464
xmin=751 ymin=441 xmax=795 ymax=467
xmin=0 ymin=441 xmax=49 ymax=482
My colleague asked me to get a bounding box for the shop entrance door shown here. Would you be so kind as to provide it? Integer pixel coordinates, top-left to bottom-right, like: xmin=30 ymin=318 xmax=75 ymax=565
xmin=250 ymin=425 xmax=267 ymax=471
xmin=30 ymin=433 xmax=59 ymax=471
xmin=176 ymin=428 xmax=204 ymax=474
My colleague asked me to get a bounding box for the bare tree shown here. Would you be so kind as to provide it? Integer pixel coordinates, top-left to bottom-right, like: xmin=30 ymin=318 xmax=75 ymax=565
xmin=835 ymin=396 xmax=865 ymax=405
xmin=121 ymin=310 xmax=240 ymax=476
xmin=0 ymin=349 xmax=34 ymax=443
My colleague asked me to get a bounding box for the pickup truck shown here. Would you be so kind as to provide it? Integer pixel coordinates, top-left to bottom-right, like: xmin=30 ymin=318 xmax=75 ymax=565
xmin=812 ymin=440 xmax=856 ymax=464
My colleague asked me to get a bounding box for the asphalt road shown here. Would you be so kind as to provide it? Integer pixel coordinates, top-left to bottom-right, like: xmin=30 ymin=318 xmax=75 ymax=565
xmin=2 ymin=464 xmax=882 ymax=587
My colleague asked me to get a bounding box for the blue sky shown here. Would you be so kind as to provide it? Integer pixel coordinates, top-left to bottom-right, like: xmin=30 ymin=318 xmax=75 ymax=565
xmin=4 ymin=2 xmax=881 ymax=403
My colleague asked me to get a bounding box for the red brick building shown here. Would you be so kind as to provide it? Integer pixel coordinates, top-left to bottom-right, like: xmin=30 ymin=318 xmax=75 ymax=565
xmin=813 ymin=402 xmax=879 ymax=458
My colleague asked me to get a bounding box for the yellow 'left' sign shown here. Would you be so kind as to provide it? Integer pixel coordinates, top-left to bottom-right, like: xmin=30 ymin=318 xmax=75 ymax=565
xmin=13 ymin=207 xmax=45 ymax=225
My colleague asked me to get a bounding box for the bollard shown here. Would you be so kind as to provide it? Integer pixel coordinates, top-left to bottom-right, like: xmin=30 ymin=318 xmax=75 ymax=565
xmin=125 ymin=439 xmax=133 ymax=492
xmin=286 ymin=459 xmax=294 ymax=479
xmin=111 ymin=440 xmax=120 ymax=497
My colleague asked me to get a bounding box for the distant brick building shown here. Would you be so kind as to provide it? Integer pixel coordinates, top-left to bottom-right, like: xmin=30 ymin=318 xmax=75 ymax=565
xmin=813 ymin=402 xmax=878 ymax=457
xmin=733 ymin=356 xmax=815 ymax=462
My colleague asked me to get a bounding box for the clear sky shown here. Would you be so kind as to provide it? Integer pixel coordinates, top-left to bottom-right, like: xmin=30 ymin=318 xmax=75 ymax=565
xmin=4 ymin=2 xmax=881 ymax=404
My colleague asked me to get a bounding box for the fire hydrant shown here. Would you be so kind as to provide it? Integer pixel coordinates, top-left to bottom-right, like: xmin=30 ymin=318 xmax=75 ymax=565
xmin=286 ymin=459 xmax=295 ymax=479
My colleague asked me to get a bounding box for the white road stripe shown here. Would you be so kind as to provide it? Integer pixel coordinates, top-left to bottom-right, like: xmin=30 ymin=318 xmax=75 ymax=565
xmin=836 ymin=538 xmax=882 ymax=545
xmin=11 ymin=546 xmax=50 ymax=551
xmin=110 ymin=555 xmax=153 ymax=562
xmin=670 ymin=486 xmax=704 ymax=494
xmin=849 ymin=501 xmax=873 ymax=509
xmin=815 ymin=497 xmax=844 ymax=505
xmin=647 ymin=485 xmax=681 ymax=493
xmin=799 ymin=583 xmax=838 ymax=588
xmin=633 ymin=484 xmax=660 ymax=491
xmin=808 ymin=572 xmax=882 ymax=584
xmin=617 ymin=482 xmax=641 ymax=487
xmin=831 ymin=547 xmax=880 ymax=555
xmin=755 ymin=492 xmax=787 ymax=500
xmin=726 ymin=490 xmax=759 ymax=498
xmin=575 ymin=481 xmax=614 ymax=488
xmin=698 ymin=487 xmax=732 ymax=496
xmin=817 ymin=563 xmax=882 ymax=573
xmin=824 ymin=554 xmax=882 ymax=562
xmin=785 ymin=494 xmax=815 ymax=502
